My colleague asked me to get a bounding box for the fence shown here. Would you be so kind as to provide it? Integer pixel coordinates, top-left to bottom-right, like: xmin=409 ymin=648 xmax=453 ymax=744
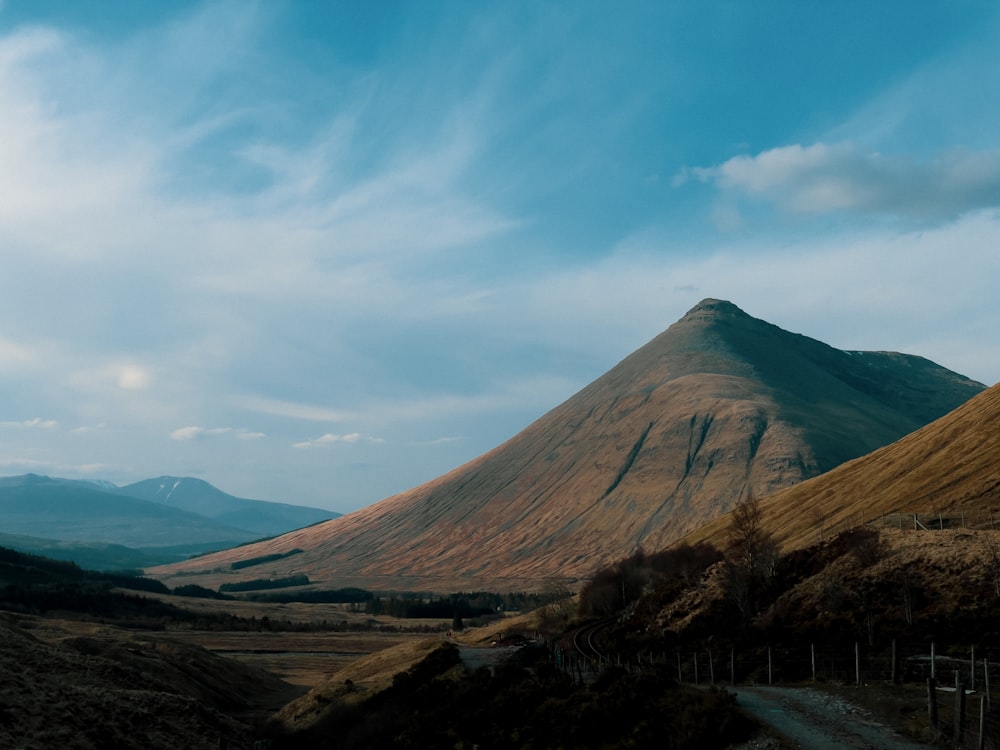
xmin=808 ymin=509 xmax=1000 ymax=544
xmin=665 ymin=640 xmax=1000 ymax=749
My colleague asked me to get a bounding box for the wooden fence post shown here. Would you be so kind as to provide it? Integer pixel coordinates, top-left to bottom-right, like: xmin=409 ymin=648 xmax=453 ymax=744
xmin=891 ymin=639 xmax=897 ymax=684
xmin=811 ymin=643 xmax=816 ymax=682
xmin=709 ymin=650 xmax=715 ymax=685
xmin=693 ymin=652 xmax=699 ymax=685
xmin=986 ymin=658 xmax=991 ymax=708
xmin=768 ymin=647 xmax=773 ymax=685
xmin=928 ymin=677 xmax=938 ymax=731
xmin=972 ymin=645 xmax=976 ymax=691
xmin=855 ymin=642 xmax=861 ymax=687
xmin=956 ymin=681 xmax=967 ymax=744
xmin=931 ymin=642 xmax=936 ymax=679
xmin=979 ymin=695 xmax=986 ymax=750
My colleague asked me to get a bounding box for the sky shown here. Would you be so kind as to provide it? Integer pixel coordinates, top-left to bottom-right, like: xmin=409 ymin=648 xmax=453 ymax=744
xmin=1 ymin=1 xmax=999 ymax=513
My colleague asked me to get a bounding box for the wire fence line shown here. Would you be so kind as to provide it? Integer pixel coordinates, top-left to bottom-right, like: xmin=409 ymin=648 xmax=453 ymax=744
xmin=810 ymin=509 xmax=1000 ymax=539
xmin=664 ymin=640 xmax=1000 ymax=750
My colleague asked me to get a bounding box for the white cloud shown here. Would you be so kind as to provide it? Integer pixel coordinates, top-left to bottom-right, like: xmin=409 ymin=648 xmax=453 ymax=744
xmin=170 ymin=425 xmax=264 ymax=441
xmin=292 ymin=432 xmax=380 ymax=449
xmin=170 ymin=426 xmax=204 ymax=441
xmin=0 ymin=335 xmax=39 ymax=372
xmin=684 ymin=143 xmax=1000 ymax=220
xmin=0 ymin=417 xmax=57 ymax=429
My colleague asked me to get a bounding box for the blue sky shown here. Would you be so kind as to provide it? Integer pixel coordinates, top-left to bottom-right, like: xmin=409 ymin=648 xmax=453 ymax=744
xmin=2 ymin=2 xmax=999 ymax=513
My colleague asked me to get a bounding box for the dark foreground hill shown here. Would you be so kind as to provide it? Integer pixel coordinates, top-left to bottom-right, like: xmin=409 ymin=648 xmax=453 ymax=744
xmin=0 ymin=612 xmax=298 ymax=749
xmin=153 ymin=299 xmax=985 ymax=592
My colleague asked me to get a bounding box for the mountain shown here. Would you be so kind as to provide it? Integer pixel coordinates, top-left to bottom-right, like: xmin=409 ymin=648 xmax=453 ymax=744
xmin=152 ymin=299 xmax=986 ymax=592
xmin=0 ymin=474 xmax=257 ymax=551
xmin=0 ymin=474 xmax=340 ymax=567
xmin=683 ymin=380 xmax=1000 ymax=553
xmin=117 ymin=476 xmax=339 ymax=538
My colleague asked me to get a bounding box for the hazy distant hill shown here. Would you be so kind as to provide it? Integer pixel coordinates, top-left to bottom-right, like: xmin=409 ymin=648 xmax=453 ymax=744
xmin=0 ymin=474 xmax=339 ymax=566
xmin=0 ymin=531 xmax=170 ymax=570
xmin=0 ymin=474 xmax=256 ymax=550
xmin=117 ymin=476 xmax=339 ymax=537
xmin=153 ymin=299 xmax=986 ymax=592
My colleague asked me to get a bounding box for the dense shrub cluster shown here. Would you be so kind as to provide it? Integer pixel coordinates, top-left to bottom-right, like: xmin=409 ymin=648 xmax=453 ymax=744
xmin=579 ymin=543 xmax=723 ymax=618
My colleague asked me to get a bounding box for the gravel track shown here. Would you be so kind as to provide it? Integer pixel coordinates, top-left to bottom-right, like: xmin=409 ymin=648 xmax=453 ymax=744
xmin=733 ymin=686 xmax=926 ymax=749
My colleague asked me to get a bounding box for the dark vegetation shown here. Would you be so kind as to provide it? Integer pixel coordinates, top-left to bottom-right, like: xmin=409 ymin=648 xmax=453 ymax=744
xmin=576 ymin=496 xmax=1000 ymax=688
xmin=265 ymin=642 xmax=755 ymax=749
xmin=219 ymin=574 xmax=310 ymax=592
xmin=579 ymin=541 xmax=723 ymax=618
xmin=240 ymin=587 xmax=373 ymax=604
xmin=230 ymin=548 xmax=303 ymax=570
xmin=364 ymin=590 xmax=558 ymax=620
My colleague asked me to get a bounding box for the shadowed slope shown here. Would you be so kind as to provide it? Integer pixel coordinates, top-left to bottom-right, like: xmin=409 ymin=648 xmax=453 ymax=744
xmin=684 ymin=381 xmax=1000 ymax=553
xmin=153 ymin=300 xmax=984 ymax=591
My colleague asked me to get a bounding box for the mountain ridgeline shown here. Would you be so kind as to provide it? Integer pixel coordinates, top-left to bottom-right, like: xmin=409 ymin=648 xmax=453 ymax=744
xmin=154 ymin=299 xmax=985 ymax=591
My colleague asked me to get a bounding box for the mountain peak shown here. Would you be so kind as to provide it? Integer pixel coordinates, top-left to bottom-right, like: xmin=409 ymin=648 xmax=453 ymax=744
xmin=682 ymin=298 xmax=746 ymax=319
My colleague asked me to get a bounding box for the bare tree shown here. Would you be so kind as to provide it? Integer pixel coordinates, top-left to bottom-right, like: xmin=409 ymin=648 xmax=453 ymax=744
xmin=724 ymin=492 xmax=779 ymax=617
xmin=726 ymin=492 xmax=779 ymax=578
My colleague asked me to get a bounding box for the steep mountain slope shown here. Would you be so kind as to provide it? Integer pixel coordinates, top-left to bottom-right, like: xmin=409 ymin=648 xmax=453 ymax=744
xmin=683 ymin=381 xmax=1000 ymax=553
xmin=153 ymin=300 xmax=985 ymax=591
xmin=118 ymin=476 xmax=339 ymax=537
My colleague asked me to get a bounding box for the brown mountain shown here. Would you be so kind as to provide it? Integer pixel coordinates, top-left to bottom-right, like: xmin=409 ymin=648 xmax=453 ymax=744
xmin=684 ymin=380 xmax=1000 ymax=554
xmin=153 ymin=299 xmax=985 ymax=592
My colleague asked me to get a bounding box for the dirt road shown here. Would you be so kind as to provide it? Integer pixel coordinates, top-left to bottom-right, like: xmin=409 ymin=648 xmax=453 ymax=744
xmin=733 ymin=686 xmax=926 ymax=749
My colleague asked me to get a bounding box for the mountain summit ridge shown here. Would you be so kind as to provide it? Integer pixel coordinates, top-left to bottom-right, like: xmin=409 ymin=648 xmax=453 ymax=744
xmin=154 ymin=300 xmax=985 ymax=591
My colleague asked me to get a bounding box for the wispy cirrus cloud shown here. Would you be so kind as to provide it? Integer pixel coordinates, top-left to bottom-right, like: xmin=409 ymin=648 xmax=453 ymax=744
xmin=680 ymin=143 xmax=1000 ymax=220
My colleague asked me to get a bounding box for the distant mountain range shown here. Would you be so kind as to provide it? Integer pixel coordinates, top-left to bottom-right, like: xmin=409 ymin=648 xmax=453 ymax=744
xmin=0 ymin=474 xmax=339 ymax=569
xmin=152 ymin=299 xmax=986 ymax=592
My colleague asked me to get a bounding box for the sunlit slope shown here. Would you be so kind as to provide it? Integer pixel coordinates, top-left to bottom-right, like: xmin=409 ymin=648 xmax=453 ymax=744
xmin=153 ymin=300 xmax=984 ymax=591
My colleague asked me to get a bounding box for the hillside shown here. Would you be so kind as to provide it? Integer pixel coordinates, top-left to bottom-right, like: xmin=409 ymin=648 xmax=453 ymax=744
xmin=682 ymin=381 xmax=1000 ymax=553
xmin=0 ymin=613 xmax=297 ymax=749
xmin=152 ymin=300 xmax=985 ymax=592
